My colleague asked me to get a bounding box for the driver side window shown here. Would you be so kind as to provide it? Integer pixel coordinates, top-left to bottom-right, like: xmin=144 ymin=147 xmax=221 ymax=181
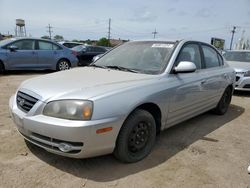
xmin=176 ymin=44 xmax=201 ymax=69
xmin=10 ymin=40 xmax=35 ymax=50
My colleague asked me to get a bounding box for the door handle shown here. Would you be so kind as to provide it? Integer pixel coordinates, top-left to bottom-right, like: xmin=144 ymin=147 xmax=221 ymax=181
xmin=201 ymin=80 xmax=206 ymax=84
xmin=31 ymin=51 xmax=35 ymax=55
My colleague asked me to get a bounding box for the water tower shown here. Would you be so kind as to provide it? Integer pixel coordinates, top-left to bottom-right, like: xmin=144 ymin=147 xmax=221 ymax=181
xmin=15 ymin=19 xmax=26 ymax=37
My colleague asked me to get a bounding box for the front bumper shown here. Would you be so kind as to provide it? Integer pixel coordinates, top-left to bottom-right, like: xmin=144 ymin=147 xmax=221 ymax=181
xmin=9 ymin=94 xmax=123 ymax=159
xmin=235 ymin=74 xmax=250 ymax=91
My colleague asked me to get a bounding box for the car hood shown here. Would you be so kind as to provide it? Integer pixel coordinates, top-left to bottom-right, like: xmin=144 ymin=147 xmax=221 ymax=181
xmin=227 ymin=61 xmax=250 ymax=72
xmin=19 ymin=67 xmax=156 ymax=102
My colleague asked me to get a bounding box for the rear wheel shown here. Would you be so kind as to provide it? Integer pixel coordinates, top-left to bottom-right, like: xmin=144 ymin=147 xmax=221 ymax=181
xmin=114 ymin=109 xmax=156 ymax=163
xmin=56 ymin=59 xmax=70 ymax=71
xmin=213 ymin=87 xmax=232 ymax=115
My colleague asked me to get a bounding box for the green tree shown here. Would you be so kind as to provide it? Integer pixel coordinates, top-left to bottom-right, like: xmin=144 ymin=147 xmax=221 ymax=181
xmin=97 ymin=37 xmax=111 ymax=47
xmin=54 ymin=35 xmax=64 ymax=41
xmin=41 ymin=35 xmax=50 ymax=40
xmin=85 ymin=39 xmax=92 ymax=45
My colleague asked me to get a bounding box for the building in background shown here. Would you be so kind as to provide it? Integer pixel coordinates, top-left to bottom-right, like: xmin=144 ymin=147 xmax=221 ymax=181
xmin=0 ymin=33 xmax=13 ymax=40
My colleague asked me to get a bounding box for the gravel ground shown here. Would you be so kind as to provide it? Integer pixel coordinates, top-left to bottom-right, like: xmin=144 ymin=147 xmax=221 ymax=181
xmin=0 ymin=71 xmax=250 ymax=188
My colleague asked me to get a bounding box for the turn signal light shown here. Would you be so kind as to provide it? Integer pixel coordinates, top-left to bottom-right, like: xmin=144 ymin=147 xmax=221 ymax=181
xmin=96 ymin=127 xmax=113 ymax=134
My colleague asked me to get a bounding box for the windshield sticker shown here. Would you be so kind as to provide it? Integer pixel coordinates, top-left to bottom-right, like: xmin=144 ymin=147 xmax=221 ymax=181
xmin=152 ymin=44 xmax=174 ymax=48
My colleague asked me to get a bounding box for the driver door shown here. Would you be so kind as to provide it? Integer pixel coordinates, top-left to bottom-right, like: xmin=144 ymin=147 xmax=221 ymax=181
xmin=166 ymin=43 xmax=208 ymax=127
xmin=6 ymin=39 xmax=38 ymax=69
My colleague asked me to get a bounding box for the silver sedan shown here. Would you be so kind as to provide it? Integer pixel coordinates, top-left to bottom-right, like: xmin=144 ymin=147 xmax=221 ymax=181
xmin=9 ymin=40 xmax=235 ymax=163
xmin=224 ymin=50 xmax=250 ymax=91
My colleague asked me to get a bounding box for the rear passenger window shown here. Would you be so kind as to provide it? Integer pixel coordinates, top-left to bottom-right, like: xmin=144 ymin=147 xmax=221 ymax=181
xmin=218 ymin=54 xmax=223 ymax=65
xmin=176 ymin=44 xmax=201 ymax=69
xmin=202 ymin=45 xmax=220 ymax=68
xmin=38 ymin=41 xmax=53 ymax=50
xmin=53 ymin=44 xmax=62 ymax=50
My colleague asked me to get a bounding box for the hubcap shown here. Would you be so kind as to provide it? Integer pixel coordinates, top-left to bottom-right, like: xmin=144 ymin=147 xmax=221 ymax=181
xmin=59 ymin=61 xmax=69 ymax=70
xmin=128 ymin=121 xmax=150 ymax=153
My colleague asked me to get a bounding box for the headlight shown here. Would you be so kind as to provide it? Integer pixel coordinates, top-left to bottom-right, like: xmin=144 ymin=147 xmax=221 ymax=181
xmin=244 ymin=71 xmax=250 ymax=77
xmin=43 ymin=100 xmax=93 ymax=120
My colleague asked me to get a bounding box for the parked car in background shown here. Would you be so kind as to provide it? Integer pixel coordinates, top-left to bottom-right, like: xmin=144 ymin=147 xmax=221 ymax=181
xmin=9 ymin=40 xmax=235 ymax=163
xmin=92 ymin=47 xmax=112 ymax=62
xmin=224 ymin=50 xmax=250 ymax=91
xmin=0 ymin=38 xmax=78 ymax=72
xmin=92 ymin=54 xmax=103 ymax=62
xmin=72 ymin=45 xmax=107 ymax=66
xmin=58 ymin=41 xmax=83 ymax=49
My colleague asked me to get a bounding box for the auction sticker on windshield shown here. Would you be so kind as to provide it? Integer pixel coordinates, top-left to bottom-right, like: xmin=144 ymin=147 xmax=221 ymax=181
xmin=152 ymin=44 xmax=174 ymax=48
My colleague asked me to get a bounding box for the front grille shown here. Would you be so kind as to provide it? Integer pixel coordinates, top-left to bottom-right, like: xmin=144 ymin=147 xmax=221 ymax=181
xmin=243 ymin=84 xmax=250 ymax=88
xmin=16 ymin=91 xmax=38 ymax=113
xmin=236 ymin=76 xmax=240 ymax=82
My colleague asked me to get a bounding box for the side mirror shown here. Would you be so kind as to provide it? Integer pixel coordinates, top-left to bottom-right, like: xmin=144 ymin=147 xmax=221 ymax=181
xmin=174 ymin=61 xmax=196 ymax=73
xmin=8 ymin=45 xmax=18 ymax=52
xmin=92 ymin=54 xmax=102 ymax=62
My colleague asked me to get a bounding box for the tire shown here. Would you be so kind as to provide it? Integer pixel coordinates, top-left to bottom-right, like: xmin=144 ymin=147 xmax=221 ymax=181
xmin=213 ymin=87 xmax=232 ymax=115
xmin=0 ymin=61 xmax=4 ymax=74
xmin=56 ymin=59 xmax=70 ymax=71
xmin=114 ymin=109 xmax=156 ymax=163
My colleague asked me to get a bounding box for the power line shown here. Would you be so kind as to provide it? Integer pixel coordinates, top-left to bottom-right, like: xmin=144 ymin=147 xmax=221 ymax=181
xmin=112 ymin=23 xmax=151 ymax=35
xmin=46 ymin=24 xmax=53 ymax=39
xmin=230 ymin=26 xmax=236 ymax=50
xmin=152 ymin=28 xmax=158 ymax=39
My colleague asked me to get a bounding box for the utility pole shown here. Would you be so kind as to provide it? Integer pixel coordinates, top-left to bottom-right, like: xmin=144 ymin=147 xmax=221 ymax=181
xmin=108 ymin=18 xmax=111 ymax=46
xmin=46 ymin=24 xmax=53 ymax=40
xmin=230 ymin=26 xmax=236 ymax=50
xmin=152 ymin=28 xmax=158 ymax=39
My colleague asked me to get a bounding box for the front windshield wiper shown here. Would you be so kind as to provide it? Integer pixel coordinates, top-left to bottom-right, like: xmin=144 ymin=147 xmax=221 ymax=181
xmin=105 ymin=65 xmax=139 ymax=73
xmin=88 ymin=64 xmax=107 ymax=69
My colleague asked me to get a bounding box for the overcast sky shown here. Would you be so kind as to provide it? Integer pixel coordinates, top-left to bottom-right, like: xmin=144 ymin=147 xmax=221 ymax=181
xmin=1 ymin=0 xmax=250 ymax=48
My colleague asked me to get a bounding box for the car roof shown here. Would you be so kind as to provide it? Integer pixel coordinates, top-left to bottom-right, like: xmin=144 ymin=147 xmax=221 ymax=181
xmin=131 ymin=39 xmax=181 ymax=43
xmin=59 ymin=41 xmax=83 ymax=44
xmin=10 ymin=37 xmax=65 ymax=44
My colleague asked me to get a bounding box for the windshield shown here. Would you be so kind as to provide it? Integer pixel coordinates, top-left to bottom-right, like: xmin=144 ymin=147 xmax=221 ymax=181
xmin=224 ymin=51 xmax=250 ymax=62
xmin=93 ymin=41 xmax=176 ymax=74
xmin=72 ymin=45 xmax=86 ymax=52
xmin=0 ymin=38 xmax=16 ymax=47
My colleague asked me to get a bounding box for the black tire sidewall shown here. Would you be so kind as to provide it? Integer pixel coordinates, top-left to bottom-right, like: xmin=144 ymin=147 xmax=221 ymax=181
xmin=215 ymin=87 xmax=232 ymax=115
xmin=114 ymin=109 xmax=156 ymax=163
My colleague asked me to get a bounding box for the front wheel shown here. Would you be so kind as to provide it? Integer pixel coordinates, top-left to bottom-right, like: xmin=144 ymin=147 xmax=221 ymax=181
xmin=114 ymin=109 xmax=156 ymax=163
xmin=213 ymin=87 xmax=232 ymax=115
xmin=57 ymin=59 xmax=70 ymax=71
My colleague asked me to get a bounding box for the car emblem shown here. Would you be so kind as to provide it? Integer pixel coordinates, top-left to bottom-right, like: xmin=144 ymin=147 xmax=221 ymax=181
xmin=19 ymin=99 xmax=25 ymax=106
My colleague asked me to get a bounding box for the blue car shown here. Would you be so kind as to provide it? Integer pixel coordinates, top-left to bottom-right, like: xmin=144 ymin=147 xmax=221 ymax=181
xmin=0 ymin=38 xmax=78 ymax=72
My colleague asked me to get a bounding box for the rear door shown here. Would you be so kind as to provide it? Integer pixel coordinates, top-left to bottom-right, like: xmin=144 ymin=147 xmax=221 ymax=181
xmin=36 ymin=40 xmax=61 ymax=69
xmin=200 ymin=44 xmax=226 ymax=102
xmin=6 ymin=39 xmax=38 ymax=69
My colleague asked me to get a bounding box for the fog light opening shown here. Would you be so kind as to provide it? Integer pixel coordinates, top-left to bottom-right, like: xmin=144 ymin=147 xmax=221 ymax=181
xmin=58 ymin=143 xmax=73 ymax=152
